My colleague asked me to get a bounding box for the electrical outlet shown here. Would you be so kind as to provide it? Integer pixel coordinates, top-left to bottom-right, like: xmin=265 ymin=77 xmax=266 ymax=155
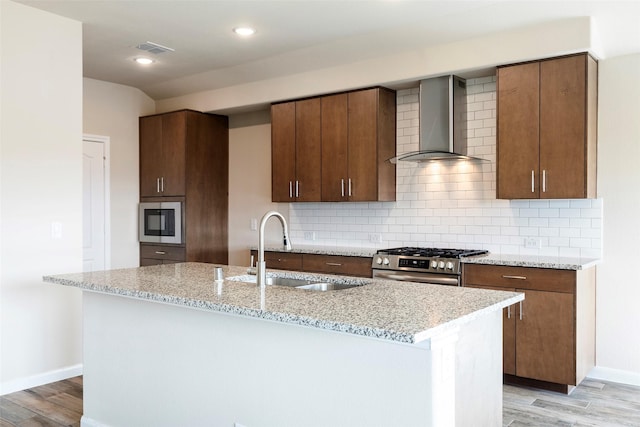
xmin=304 ymin=231 xmax=316 ymax=241
xmin=250 ymin=218 xmax=258 ymax=231
xmin=369 ymin=233 xmax=382 ymax=244
xmin=524 ymin=237 xmax=540 ymax=249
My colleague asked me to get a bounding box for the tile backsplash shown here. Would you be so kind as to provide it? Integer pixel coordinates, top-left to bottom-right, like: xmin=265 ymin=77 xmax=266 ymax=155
xmin=288 ymin=77 xmax=602 ymax=258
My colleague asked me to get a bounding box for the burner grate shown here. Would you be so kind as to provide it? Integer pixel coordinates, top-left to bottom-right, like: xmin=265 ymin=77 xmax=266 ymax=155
xmin=377 ymin=247 xmax=488 ymax=258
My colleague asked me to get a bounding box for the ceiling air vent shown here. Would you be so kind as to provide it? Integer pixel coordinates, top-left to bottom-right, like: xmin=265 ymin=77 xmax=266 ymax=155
xmin=135 ymin=41 xmax=175 ymax=55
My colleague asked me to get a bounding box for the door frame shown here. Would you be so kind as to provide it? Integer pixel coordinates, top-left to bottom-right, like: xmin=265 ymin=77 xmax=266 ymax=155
xmin=83 ymin=133 xmax=111 ymax=270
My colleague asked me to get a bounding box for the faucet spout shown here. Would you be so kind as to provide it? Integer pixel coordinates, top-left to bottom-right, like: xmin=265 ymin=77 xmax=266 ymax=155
xmin=257 ymin=211 xmax=292 ymax=287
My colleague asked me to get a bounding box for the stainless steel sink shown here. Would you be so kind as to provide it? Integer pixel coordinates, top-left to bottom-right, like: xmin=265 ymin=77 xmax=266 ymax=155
xmin=295 ymin=282 xmax=358 ymax=291
xmin=226 ymin=274 xmax=368 ymax=291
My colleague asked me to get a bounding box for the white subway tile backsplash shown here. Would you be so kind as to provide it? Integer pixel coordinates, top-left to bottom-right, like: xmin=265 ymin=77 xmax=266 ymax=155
xmin=288 ymin=78 xmax=602 ymax=257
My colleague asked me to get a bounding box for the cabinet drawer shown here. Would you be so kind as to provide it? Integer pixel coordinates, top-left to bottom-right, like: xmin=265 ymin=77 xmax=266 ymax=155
xmin=140 ymin=244 xmax=186 ymax=262
xmin=262 ymin=251 xmax=303 ymax=270
xmin=302 ymin=254 xmax=372 ymax=278
xmin=464 ymin=264 xmax=575 ymax=293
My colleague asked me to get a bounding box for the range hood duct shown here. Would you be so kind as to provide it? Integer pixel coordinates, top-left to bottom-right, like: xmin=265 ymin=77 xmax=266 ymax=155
xmin=391 ymin=75 xmax=484 ymax=163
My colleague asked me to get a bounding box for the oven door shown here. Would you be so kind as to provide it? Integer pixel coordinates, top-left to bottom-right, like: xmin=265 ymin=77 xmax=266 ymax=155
xmin=139 ymin=202 xmax=183 ymax=244
xmin=372 ymin=270 xmax=460 ymax=286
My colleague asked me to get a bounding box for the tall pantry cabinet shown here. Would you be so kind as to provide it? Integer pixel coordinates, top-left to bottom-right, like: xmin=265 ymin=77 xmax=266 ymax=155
xmin=139 ymin=109 xmax=229 ymax=266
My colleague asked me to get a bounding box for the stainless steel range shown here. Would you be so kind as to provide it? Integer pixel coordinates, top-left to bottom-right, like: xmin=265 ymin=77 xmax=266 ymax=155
xmin=372 ymin=247 xmax=489 ymax=286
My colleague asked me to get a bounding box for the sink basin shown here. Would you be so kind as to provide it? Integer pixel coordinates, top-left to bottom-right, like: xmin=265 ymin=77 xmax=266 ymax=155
xmin=295 ymin=282 xmax=358 ymax=291
xmin=226 ymin=274 xmax=369 ymax=291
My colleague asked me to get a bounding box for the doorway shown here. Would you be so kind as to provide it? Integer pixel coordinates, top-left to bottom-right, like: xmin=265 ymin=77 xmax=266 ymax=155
xmin=83 ymin=134 xmax=110 ymax=271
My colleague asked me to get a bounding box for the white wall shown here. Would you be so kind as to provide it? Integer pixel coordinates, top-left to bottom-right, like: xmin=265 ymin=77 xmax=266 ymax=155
xmin=228 ymin=112 xmax=290 ymax=266
xmin=591 ymin=53 xmax=640 ymax=385
xmin=83 ymin=78 xmax=155 ymax=268
xmin=0 ymin=1 xmax=83 ymax=394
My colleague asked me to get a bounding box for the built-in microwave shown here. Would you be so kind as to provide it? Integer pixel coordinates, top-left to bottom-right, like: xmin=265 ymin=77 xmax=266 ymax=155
xmin=139 ymin=201 xmax=183 ymax=244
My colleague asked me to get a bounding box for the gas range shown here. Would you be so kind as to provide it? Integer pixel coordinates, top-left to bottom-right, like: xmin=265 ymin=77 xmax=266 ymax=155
xmin=371 ymin=247 xmax=489 ymax=286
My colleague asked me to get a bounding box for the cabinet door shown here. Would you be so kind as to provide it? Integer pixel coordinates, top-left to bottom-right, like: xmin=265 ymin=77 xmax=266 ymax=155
xmin=348 ymin=89 xmax=379 ymax=201
xmin=271 ymin=102 xmax=296 ymax=202
xmin=516 ymin=289 xmax=575 ymax=384
xmin=160 ymin=112 xmax=186 ymax=196
xmin=295 ymin=98 xmax=322 ymax=202
xmin=497 ymin=62 xmax=540 ymax=199
xmin=140 ymin=115 xmax=164 ymax=197
xmin=540 ymin=55 xmax=587 ymax=199
xmin=321 ymin=94 xmax=348 ymax=201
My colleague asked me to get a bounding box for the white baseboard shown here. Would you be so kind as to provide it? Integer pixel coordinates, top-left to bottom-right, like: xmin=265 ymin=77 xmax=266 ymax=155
xmin=81 ymin=416 xmax=110 ymax=427
xmin=588 ymin=366 xmax=640 ymax=387
xmin=0 ymin=364 xmax=83 ymax=396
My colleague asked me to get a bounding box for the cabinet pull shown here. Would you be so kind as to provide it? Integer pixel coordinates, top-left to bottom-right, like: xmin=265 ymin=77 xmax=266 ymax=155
xmin=160 ymin=177 xmax=165 ymax=192
xmin=296 ymin=181 xmax=299 ymax=198
xmin=341 ymin=179 xmax=345 ymax=197
xmin=507 ymin=306 xmax=511 ymax=319
xmin=531 ymin=170 xmax=535 ymax=193
xmin=289 ymin=181 xmax=293 ymax=198
xmin=156 ymin=178 xmax=160 ymax=193
xmin=519 ymin=301 xmax=523 ymax=320
xmin=502 ymin=275 xmax=527 ymax=280
xmin=155 ymin=251 xmax=166 ymax=255
xmin=325 ymin=262 xmax=343 ymax=266
xmin=542 ymin=169 xmax=546 ymax=193
xmin=348 ymin=178 xmax=352 ymax=197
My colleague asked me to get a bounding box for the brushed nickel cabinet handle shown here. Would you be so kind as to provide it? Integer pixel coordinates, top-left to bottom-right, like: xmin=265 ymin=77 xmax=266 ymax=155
xmin=531 ymin=170 xmax=535 ymax=193
xmin=542 ymin=169 xmax=546 ymax=193
xmin=519 ymin=301 xmax=524 ymax=321
xmin=161 ymin=177 xmax=165 ymax=192
xmin=156 ymin=178 xmax=160 ymax=193
xmin=289 ymin=181 xmax=293 ymax=198
xmin=341 ymin=179 xmax=345 ymax=197
xmin=325 ymin=262 xmax=343 ymax=266
xmin=507 ymin=306 xmax=511 ymax=319
xmin=502 ymin=275 xmax=527 ymax=280
xmin=155 ymin=251 xmax=166 ymax=255
xmin=296 ymin=180 xmax=299 ymax=198
xmin=348 ymin=178 xmax=352 ymax=197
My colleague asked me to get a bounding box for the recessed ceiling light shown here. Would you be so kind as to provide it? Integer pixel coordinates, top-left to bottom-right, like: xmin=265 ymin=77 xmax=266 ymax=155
xmin=134 ymin=57 xmax=154 ymax=65
xmin=233 ymin=27 xmax=256 ymax=36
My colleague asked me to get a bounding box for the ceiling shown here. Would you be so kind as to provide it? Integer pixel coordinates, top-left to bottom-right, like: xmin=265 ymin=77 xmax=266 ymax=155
xmin=15 ymin=0 xmax=640 ymax=101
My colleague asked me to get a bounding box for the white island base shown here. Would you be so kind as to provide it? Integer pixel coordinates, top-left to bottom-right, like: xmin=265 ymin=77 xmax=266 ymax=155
xmin=81 ymin=291 xmax=502 ymax=427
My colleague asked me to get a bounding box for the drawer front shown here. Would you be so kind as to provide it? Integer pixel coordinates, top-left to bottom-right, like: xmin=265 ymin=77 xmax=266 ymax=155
xmin=140 ymin=244 xmax=186 ymax=262
xmin=463 ymin=264 xmax=575 ymax=293
xmin=261 ymin=251 xmax=303 ymax=270
xmin=302 ymin=254 xmax=372 ymax=277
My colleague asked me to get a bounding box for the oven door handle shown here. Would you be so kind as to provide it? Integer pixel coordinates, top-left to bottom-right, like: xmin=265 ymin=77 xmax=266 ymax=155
xmin=373 ymin=271 xmax=460 ymax=286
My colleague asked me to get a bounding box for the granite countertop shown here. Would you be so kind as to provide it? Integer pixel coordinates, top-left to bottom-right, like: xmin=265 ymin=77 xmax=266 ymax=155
xmin=44 ymin=263 xmax=522 ymax=345
xmin=259 ymin=245 xmax=600 ymax=270
xmin=256 ymin=245 xmax=378 ymax=258
xmin=461 ymin=253 xmax=600 ymax=270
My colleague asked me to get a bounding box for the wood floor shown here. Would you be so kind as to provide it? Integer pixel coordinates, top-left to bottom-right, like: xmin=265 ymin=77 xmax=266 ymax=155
xmin=0 ymin=377 xmax=82 ymax=427
xmin=1 ymin=376 xmax=638 ymax=426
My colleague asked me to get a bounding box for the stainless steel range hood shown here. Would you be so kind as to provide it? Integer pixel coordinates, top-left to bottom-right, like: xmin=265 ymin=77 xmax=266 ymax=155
xmin=391 ymin=75 xmax=484 ymax=163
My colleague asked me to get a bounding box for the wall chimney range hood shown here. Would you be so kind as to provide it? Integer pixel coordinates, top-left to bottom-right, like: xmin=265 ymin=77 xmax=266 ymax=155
xmin=390 ymin=75 xmax=485 ymax=163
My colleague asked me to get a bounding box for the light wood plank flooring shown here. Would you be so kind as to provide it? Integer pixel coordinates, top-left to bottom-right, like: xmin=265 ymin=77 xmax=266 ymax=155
xmin=0 ymin=377 xmax=82 ymax=427
xmin=1 ymin=376 xmax=638 ymax=426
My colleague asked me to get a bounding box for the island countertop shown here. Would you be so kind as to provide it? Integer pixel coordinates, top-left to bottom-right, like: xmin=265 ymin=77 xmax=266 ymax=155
xmin=44 ymin=262 xmax=523 ymax=344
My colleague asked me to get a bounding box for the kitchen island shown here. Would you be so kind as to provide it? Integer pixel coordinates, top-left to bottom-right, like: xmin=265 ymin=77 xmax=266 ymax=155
xmin=44 ymin=263 xmax=523 ymax=427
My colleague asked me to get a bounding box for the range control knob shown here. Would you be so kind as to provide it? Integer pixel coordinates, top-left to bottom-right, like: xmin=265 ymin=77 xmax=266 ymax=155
xmin=446 ymin=261 xmax=454 ymax=271
xmin=438 ymin=261 xmax=445 ymax=269
xmin=431 ymin=260 xmax=438 ymax=269
xmin=376 ymin=257 xmax=383 ymax=265
xmin=383 ymin=257 xmax=390 ymax=266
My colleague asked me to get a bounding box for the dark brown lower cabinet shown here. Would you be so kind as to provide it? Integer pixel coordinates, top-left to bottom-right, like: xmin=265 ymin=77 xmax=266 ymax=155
xmin=250 ymin=250 xmax=372 ymax=278
xmin=463 ymin=264 xmax=595 ymax=393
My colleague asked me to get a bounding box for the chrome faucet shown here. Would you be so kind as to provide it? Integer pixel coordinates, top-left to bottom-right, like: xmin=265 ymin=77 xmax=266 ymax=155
xmin=257 ymin=211 xmax=292 ymax=287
